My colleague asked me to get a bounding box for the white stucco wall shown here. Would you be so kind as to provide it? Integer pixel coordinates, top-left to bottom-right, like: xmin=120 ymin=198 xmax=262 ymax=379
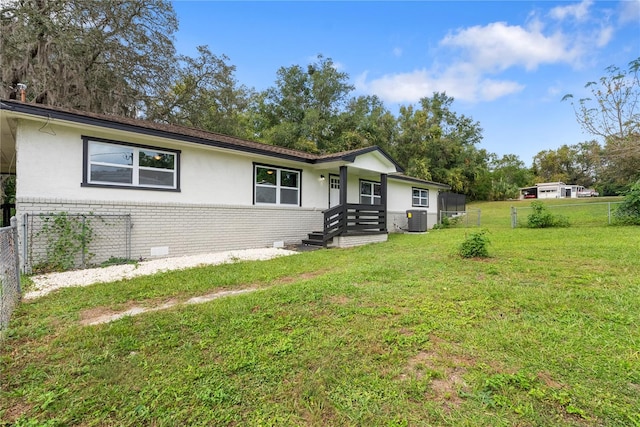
xmin=387 ymin=178 xmax=441 ymax=231
xmin=15 ymin=120 xmax=333 ymax=208
xmin=349 ymin=151 xmax=398 ymax=174
xmin=11 ymin=115 xmax=447 ymax=267
xmin=387 ymin=179 xmax=439 ymax=212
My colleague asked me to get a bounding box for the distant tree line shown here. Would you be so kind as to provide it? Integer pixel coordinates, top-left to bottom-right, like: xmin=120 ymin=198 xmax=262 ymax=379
xmin=2 ymin=0 xmax=638 ymax=199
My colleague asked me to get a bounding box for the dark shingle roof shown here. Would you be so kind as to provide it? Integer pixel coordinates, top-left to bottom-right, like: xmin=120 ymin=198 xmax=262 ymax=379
xmin=388 ymin=173 xmax=451 ymax=189
xmin=3 ymin=100 xmax=451 ymax=183
xmin=1 ymin=99 xmax=320 ymax=162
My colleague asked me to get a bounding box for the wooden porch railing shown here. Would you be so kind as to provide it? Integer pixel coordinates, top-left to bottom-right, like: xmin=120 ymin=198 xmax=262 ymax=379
xmin=322 ymin=203 xmax=386 ymax=244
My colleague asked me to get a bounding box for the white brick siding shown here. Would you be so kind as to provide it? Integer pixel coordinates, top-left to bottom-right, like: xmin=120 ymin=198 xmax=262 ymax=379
xmin=17 ymin=197 xmax=323 ymax=268
xmin=329 ymin=233 xmax=388 ymax=248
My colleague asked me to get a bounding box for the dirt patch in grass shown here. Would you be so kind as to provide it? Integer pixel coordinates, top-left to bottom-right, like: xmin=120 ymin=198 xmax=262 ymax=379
xmin=78 ymin=297 xmax=173 ymax=324
xmin=79 ymin=270 xmax=330 ymax=326
xmin=399 ymin=336 xmax=475 ymax=412
xmin=430 ymin=367 xmax=467 ymax=411
xmin=327 ymin=295 xmax=351 ymax=304
xmin=536 ymin=371 xmax=566 ymax=390
xmin=274 ymin=269 xmax=329 ymax=285
xmin=1 ymin=400 xmax=34 ymax=424
xmin=78 ymin=290 xmax=253 ymax=326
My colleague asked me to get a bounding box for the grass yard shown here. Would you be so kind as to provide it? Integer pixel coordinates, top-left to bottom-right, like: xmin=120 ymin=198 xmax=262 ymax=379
xmin=1 ymin=200 xmax=639 ymax=426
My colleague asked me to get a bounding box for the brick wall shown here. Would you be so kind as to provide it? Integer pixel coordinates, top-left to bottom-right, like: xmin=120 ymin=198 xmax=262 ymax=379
xmin=17 ymin=198 xmax=324 ymax=269
xmin=329 ymin=233 xmax=388 ymax=248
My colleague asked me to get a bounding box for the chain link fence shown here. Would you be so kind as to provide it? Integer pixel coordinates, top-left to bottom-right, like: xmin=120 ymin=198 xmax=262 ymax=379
xmin=510 ymin=201 xmax=623 ymax=228
xmin=1 ymin=217 xmax=21 ymax=337
xmin=438 ymin=209 xmax=482 ymax=227
xmin=24 ymin=213 xmax=132 ymax=274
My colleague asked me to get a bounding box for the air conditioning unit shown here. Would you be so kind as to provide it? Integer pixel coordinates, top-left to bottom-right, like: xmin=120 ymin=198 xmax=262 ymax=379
xmin=406 ymin=210 xmax=427 ymax=232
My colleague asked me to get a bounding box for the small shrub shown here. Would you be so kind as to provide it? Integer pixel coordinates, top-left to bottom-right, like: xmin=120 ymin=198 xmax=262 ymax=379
xmin=613 ymin=179 xmax=640 ymax=225
xmin=435 ymin=215 xmax=461 ymax=229
xmin=527 ymin=201 xmax=569 ymax=228
xmin=459 ymin=229 xmax=490 ymax=258
xmin=433 ymin=217 xmax=449 ymax=229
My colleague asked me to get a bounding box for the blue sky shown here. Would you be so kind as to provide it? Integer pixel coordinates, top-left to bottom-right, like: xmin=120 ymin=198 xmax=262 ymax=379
xmin=172 ymin=0 xmax=640 ymax=166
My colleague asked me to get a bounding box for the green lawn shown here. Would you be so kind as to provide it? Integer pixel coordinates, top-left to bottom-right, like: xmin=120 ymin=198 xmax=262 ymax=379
xmin=1 ymin=200 xmax=639 ymax=426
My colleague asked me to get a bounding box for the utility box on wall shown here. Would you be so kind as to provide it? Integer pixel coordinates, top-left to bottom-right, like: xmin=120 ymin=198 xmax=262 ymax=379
xmin=406 ymin=210 xmax=427 ymax=232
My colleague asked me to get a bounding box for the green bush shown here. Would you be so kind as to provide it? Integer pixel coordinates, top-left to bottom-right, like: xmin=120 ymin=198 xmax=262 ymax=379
xmin=613 ymin=179 xmax=640 ymax=225
xmin=434 ymin=215 xmax=462 ymax=229
xmin=459 ymin=229 xmax=490 ymax=258
xmin=527 ymin=201 xmax=569 ymax=228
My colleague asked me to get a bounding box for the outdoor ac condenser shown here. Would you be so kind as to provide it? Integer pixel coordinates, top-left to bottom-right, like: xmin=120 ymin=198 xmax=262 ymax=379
xmin=406 ymin=210 xmax=427 ymax=232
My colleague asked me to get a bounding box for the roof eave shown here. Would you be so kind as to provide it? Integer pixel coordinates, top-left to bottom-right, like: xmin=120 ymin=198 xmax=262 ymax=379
xmin=389 ymin=173 xmax=451 ymax=189
xmin=0 ymin=100 xmax=318 ymax=164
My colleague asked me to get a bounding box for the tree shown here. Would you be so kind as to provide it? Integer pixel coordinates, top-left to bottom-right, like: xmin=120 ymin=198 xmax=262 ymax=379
xmin=393 ymin=93 xmax=487 ymax=197
xmin=532 ymin=142 xmax=603 ymax=188
xmin=251 ymin=55 xmax=354 ymax=152
xmin=145 ymin=46 xmax=254 ymax=138
xmin=613 ymin=179 xmax=640 ymax=225
xmin=334 ymin=95 xmax=397 ymax=153
xmin=1 ymin=0 xmax=178 ymax=116
xmin=487 ymin=154 xmax=533 ymax=200
xmin=563 ymin=58 xmax=640 ymax=191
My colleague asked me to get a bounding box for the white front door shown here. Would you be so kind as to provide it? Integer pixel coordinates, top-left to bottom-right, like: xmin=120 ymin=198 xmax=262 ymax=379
xmin=329 ymin=175 xmax=340 ymax=207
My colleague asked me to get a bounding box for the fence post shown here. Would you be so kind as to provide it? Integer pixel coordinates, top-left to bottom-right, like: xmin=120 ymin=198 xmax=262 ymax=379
xmin=81 ymin=215 xmax=86 ymax=266
xmin=22 ymin=213 xmax=28 ymax=274
xmin=10 ymin=217 xmax=21 ymax=297
xmin=126 ymin=215 xmax=132 ymax=260
xmin=511 ymin=206 xmax=517 ymax=228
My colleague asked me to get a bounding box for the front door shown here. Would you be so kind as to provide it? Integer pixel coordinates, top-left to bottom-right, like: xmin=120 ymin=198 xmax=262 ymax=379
xmin=329 ymin=175 xmax=340 ymax=207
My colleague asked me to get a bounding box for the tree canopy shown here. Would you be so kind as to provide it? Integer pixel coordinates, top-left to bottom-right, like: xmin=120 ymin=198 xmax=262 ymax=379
xmin=1 ymin=0 xmax=178 ymax=116
xmin=144 ymin=46 xmax=254 ymax=138
xmin=563 ymin=57 xmax=640 ymax=193
xmin=392 ymin=93 xmax=485 ymax=194
xmin=4 ymin=1 xmax=639 ymax=199
xmin=531 ymin=141 xmax=602 ymax=188
xmin=249 ymin=55 xmax=355 ymax=153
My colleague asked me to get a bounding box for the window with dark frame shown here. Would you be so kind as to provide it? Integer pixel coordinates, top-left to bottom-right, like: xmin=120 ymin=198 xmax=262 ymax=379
xmin=360 ymin=180 xmax=381 ymax=205
xmin=254 ymin=164 xmax=300 ymax=206
xmin=412 ymin=188 xmax=429 ymax=207
xmin=83 ymin=137 xmax=180 ymax=191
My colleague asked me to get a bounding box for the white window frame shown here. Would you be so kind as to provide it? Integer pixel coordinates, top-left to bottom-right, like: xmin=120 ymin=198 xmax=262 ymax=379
xmin=83 ymin=137 xmax=180 ymax=191
xmin=254 ymin=164 xmax=301 ymax=206
xmin=360 ymin=180 xmax=381 ymax=205
xmin=412 ymin=187 xmax=429 ymax=207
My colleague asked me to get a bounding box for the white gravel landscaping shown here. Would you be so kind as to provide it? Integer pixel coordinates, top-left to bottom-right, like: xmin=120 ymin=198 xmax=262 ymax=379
xmin=24 ymin=247 xmax=299 ymax=300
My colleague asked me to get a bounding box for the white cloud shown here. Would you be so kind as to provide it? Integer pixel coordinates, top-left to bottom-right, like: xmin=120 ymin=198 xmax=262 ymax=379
xmin=332 ymin=61 xmax=345 ymax=71
xmin=356 ymin=0 xmax=616 ymax=106
xmin=357 ymin=70 xmax=434 ymax=104
xmin=478 ymin=79 xmax=525 ymax=101
xmin=618 ymin=0 xmax=640 ymax=25
xmin=596 ymin=26 xmax=614 ymax=47
xmin=440 ymin=22 xmax=579 ymax=71
xmin=392 ymin=47 xmax=403 ymax=57
xmin=549 ymin=0 xmax=593 ymax=22
xmin=355 ymin=65 xmax=524 ymax=104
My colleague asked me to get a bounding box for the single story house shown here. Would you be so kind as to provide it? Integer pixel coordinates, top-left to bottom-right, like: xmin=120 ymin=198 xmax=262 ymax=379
xmin=519 ymin=182 xmax=586 ymax=200
xmin=0 ymin=99 xmax=450 ymax=271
